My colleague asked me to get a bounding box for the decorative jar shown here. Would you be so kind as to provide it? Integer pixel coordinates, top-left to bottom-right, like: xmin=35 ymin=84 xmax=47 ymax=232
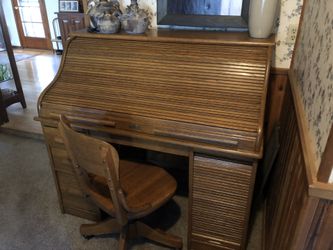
xmin=120 ymin=0 xmax=150 ymax=34
xmin=87 ymin=0 xmax=122 ymax=34
xmin=248 ymin=0 xmax=278 ymax=38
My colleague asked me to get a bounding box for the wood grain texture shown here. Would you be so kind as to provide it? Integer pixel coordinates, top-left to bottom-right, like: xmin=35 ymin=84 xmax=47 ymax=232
xmin=68 ymin=30 xmax=275 ymax=46
xmin=265 ymin=68 xmax=288 ymax=140
xmin=58 ymin=115 xmax=183 ymax=248
xmin=190 ymin=156 xmax=256 ymax=250
xmin=39 ymin=30 xmax=273 ymax=157
xmin=309 ymin=200 xmax=333 ymax=250
xmin=289 ymin=71 xmax=333 ymax=199
xmin=317 ymin=126 xmax=333 ymax=182
xmin=264 ymin=79 xmax=333 ymax=250
xmin=264 ymin=82 xmax=311 ymax=250
xmin=38 ymin=30 xmax=274 ymax=249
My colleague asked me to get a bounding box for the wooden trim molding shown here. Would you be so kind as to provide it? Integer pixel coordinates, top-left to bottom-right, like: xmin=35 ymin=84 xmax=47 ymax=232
xmin=317 ymin=126 xmax=333 ymax=182
xmin=264 ymin=76 xmax=333 ymax=249
xmin=291 ymin=197 xmax=319 ymax=249
xmin=288 ymin=71 xmax=317 ymax=185
xmin=266 ymin=67 xmax=289 ymax=139
xmin=289 ymin=71 xmax=333 ymax=200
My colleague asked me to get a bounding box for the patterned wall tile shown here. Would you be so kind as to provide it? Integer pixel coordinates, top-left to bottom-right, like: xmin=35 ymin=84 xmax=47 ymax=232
xmin=292 ymin=0 xmax=333 ymax=171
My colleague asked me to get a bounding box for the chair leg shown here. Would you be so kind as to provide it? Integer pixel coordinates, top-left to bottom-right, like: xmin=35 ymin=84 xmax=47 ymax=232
xmin=0 ymin=106 xmax=9 ymax=125
xmin=135 ymin=221 xmax=183 ymax=249
xmin=118 ymin=226 xmax=128 ymax=250
xmin=80 ymin=218 xmax=121 ymax=237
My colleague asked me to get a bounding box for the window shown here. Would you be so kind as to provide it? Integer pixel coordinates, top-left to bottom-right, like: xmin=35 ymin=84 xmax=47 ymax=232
xmin=157 ymin=0 xmax=250 ymax=31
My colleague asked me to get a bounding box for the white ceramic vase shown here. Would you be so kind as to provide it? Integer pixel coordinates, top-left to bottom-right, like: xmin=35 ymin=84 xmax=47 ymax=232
xmin=249 ymin=0 xmax=278 ymax=38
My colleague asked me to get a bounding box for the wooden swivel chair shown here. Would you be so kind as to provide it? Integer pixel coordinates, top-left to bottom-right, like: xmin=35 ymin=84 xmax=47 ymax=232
xmin=58 ymin=115 xmax=183 ymax=250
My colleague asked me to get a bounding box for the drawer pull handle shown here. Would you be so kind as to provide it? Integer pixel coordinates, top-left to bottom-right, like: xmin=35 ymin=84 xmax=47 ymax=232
xmin=154 ymin=130 xmax=239 ymax=147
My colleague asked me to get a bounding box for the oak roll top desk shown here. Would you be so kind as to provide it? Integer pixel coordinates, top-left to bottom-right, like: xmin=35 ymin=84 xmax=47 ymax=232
xmin=38 ymin=30 xmax=274 ymax=250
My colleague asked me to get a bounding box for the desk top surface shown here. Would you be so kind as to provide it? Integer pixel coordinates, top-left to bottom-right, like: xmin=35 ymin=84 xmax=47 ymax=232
xmin=71 ymin=29 xmax=275 ymax=47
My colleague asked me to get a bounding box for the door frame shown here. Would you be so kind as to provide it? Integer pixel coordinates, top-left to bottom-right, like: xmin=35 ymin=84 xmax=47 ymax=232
xmin=11 ymin=0 xmax=52 ymax=49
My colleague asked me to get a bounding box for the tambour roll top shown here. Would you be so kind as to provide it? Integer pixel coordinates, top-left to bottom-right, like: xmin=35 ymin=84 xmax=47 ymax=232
xmin=38 ymin=30 xmax=274 ymax=158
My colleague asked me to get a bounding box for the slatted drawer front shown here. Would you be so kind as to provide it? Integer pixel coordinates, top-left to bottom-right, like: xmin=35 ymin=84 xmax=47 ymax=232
xmin=191 ymin=156 xmax=255 ymax=249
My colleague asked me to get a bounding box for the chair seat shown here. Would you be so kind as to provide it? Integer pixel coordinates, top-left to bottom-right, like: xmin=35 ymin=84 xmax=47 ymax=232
xmin=91 ymin=160 xmax=177 ymax=219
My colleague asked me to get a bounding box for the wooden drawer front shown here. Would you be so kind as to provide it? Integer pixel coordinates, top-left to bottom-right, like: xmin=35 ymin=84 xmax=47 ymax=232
xmin=191 ymin=156 xmax=255 ymax=249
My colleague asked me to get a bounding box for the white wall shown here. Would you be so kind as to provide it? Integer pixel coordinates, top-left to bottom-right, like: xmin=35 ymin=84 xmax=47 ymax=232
xmin=2 ymin=0 xmax=20 ymax=46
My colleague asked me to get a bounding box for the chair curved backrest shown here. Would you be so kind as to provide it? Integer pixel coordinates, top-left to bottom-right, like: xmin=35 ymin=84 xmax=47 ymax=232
xmin=58 ymin=115 xmax=127 ymax=225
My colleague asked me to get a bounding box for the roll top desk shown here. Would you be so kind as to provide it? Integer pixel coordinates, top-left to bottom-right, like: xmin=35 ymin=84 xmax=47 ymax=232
xmin=38 ymin=30 xmax=274 ymax=249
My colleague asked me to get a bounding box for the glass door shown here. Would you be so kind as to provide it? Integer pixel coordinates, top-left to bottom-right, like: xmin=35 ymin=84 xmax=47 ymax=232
xmin=0 ymin=28 xmax=13 ymax=83
xmin=11 ymin=0 xmax=52 ymax=49
xmin=0 ymin=2 xmax=26 ymax=124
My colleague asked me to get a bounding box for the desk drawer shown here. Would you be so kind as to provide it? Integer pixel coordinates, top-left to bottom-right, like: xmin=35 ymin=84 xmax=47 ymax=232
xmin=190 ymin=155 xmax=257 ymax=250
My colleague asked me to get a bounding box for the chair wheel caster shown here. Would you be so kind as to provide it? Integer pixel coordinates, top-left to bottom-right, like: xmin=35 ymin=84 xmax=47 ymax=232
xmin=82 ymin=235 xmax=93 ymax=240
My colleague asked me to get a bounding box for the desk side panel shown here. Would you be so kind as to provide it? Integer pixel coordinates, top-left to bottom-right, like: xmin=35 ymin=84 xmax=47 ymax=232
xmin=42 ymin=123 xmax=101 ymax=221
xmin=190 ymin=155 xmax=257 ymax=250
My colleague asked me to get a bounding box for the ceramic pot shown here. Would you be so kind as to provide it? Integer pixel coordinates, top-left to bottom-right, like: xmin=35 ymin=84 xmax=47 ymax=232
xmin=121 ymin=0 xmax=149 ymax=34
xmin=248 ymin=0 xmax=278 ymax=38
xmin=97 ymin=14 xmax=120 ymax=33
xmin=87 ymin=0 xmax=122 ymax=33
